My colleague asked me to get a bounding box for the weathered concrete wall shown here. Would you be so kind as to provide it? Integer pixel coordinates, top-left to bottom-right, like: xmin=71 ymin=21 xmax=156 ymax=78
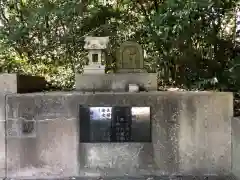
xmin=5 ymin=91 xmax=233 ymax=178
xmin=79 ymin=143 xmax=154 ymax=177
xmin=0 ymin=94 xmax=6 ymax=178
xmin=177 ymin=94 xmax=232 ymax=175
xmin=0 ymin=73 xmax=48 ymax=178
xmin=232 ymin=117 xmax=240 ymax=178
xmin=0 ymin=73 xmax=18 ymax=178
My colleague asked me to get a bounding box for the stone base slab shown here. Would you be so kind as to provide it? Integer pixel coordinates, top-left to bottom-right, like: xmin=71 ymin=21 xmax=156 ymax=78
xmin=75 ymin=73 xmax=157 ymax=92
xmin=0 ymin=73 xmax=47 ymax=93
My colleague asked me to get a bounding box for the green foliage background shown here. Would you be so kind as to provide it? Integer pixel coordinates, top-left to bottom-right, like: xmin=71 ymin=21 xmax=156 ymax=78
xmin=1 ymin=0 xmax=240 ymax=95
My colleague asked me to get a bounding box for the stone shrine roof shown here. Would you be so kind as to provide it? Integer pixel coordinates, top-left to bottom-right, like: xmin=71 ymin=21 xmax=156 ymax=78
xmin=84 ymin=36 xmax=109 ymax=50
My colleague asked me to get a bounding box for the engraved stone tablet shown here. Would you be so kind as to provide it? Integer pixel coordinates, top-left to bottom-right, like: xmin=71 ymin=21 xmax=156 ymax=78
xmin=117 ymin=41 xmax=144 ymax=73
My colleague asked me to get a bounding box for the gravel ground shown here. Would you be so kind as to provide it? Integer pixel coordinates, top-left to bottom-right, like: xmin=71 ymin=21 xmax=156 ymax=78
xmin=2 ymin=175 xmax=237 ymax=180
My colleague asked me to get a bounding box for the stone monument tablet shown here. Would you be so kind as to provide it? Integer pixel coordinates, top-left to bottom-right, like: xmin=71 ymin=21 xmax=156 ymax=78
xmin=117 ymin=41 xmax=145 ymax=73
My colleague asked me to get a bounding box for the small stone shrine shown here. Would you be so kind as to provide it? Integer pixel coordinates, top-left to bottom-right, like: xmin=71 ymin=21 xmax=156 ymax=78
xmin=83 ymin=36 xmax=109 ymax=74
xmin=76 ymin=38 xmax=157 ymax=92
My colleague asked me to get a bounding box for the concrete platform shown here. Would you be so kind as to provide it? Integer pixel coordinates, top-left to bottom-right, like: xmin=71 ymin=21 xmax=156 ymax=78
xmin=75 ymin=73 xmax=158 ymax=92
xmin=3 ymin=91 xmax=233 ymax=178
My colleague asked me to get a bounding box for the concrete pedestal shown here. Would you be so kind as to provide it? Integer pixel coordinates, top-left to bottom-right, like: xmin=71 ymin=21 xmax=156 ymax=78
xmin=4 ymin=91 xmax=233 ymax=178
xmin=75 ymin=73 xmax=158 ymax=92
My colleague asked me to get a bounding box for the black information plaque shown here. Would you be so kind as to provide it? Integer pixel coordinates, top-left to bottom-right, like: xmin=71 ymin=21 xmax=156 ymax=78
xmin=79 ymin=105 xmax=90 ymax=142
xmin=79 ymin=105 xmax=151 ymax=143
xmin=111 ymin=106 xmax=132 ymax=142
